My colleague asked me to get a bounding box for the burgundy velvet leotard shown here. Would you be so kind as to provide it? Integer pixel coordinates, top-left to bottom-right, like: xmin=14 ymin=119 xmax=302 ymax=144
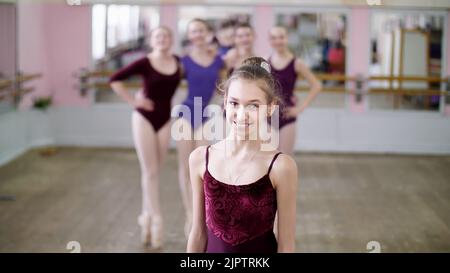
xmin=269 ymin=57 xmax=298 ymax=130
xmin=203 ymin=145 xmax=282 ymax=253
xmin=109 ymin=56 xmax=181 ymax=132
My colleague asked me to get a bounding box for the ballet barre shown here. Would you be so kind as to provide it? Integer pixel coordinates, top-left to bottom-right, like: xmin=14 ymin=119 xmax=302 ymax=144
xmin=75 ymin=69 xmax=450 ymax=108
xmin=0 ymin=87 xmax=35 ymax=101
xmin=362 ymin=75 xmax=449 ymax=109
xmin=369 ymin=75 xmax=449 ymax=83
xmin=298 ymin=74 xmax=450 ymax=109
xmin=0 ymin=79 xmax=13 ymax=90
xmin=16 ymin=73 xmax=42 ymax=84
xmin=0 ymin=73 xmax=42 ymax=102
xmin=311 ymin=74 xmax=450 ymax=83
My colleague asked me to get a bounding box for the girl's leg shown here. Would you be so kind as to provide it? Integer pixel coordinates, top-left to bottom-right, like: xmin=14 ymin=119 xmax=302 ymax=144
xmin=156 ymin=120 xmax=172 ymax=166
xmin=174 ymin=118 xmax=195 ymax=239
xmin=274 ymin=122 xmax=297 ymax=239
xmin=278 ymin=122 xmax=297 ymax=155
xmin=132 ymin=111 xmax=163 ymax=248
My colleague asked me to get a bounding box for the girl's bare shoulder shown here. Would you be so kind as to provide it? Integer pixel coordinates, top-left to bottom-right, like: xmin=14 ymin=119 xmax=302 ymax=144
xmin=270 ymin=153 xmax=298 ymax=186
xmin=189 ymin=145 xmax=208 ymax=167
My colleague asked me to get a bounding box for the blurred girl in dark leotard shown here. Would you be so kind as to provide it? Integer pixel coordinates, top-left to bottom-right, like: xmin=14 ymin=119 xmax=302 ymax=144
xmin=187 ymin=57 xmax=298 ymax=253
xmin=109 ymin=26 xmax=181 ymax=249
xmin=268 ymin=26 xmax=322 ymax=155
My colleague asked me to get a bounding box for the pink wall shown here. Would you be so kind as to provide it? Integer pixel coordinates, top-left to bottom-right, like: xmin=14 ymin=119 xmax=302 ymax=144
xmin=160 ymin=4 xmax=177 ymax=30
xmin=44 ymin=3 xmax=91 ymax=106
xmin=348 ymin=7 xmax=370 ymax=76
xmin=347 ymin=7 xmax=370 ymax=112
xmin=18 ymin=1 xmax=50 ymax=109
xmin=160 ymin=4 xmax=178 ymax=48
xmin=254 ymin=5 xmax=274 ymax=58
xmin=0 ymin=4 xmax=16 ymax=78
xmin=18 ymin=1 xmax=91 ymax=108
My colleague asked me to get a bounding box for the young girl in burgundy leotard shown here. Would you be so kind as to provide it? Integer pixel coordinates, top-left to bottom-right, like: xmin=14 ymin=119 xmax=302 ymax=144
xmin=187 ymin=57 xmax=298 ymax=253
xmin=268 ymin=26 xmax=322 ymax=155
xmin=109 ymin=26 xmax=181 ymax=249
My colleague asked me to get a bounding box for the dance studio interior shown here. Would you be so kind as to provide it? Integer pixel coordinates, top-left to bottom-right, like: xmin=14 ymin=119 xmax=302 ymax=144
xmin=1 ymin=0 xmax=450 ymax=253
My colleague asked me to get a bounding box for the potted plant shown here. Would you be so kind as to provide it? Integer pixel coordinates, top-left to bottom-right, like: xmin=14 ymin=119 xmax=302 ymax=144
xmin=32 ymin=95 xmax=57 ymax=156
xmin=32 ymin=95 xmax=52 ymax=111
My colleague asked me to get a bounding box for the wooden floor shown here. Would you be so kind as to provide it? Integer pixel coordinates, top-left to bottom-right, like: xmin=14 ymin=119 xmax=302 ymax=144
xmin=0 ymin=147 xmax=449 ymax=253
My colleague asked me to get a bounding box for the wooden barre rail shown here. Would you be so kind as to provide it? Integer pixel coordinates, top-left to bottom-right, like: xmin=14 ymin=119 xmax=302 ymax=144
xmin=77 ymin=70 xmax=450 ymax=107
xmin=79 ymin=81 xmax=450 ymax=97
xmin=0 ymin=73 xmax=42 ymax=90
xmin=0 ymin=79 xmax=13 ymax=90
xmin=79 ymin=70 xmax=115 ymax=78
xmin=16 ymin=73 xmax=42 ymax=84
xmin=0 ymin=88 xmax=34 ymax=100
xmin=78 ymin=70 xmax=450 ymax=83
xmin=78 ymin=71 xmax=355 ymax=81
xmin=369 ymin=75 xmax=449 ymax=83
xmin=0 ymin=73 xmax=42 ymax=102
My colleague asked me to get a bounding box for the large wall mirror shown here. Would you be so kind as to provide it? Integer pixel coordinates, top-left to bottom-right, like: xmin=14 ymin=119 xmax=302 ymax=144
xmin=90 ymin=4 xmax=253 ymax=104
xmin=369 ymin=11 xmax=446 ymax=111
xmin=275 ymin=8 xmax=348 ymax=109
xmin=91 ymin=4 xmax=159 ymax=103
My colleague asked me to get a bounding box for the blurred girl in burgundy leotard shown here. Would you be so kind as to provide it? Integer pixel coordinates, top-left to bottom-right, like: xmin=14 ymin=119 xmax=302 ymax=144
xmin=187 ymin=57 xmax=298 ymax=253
xmin=268 ymin=26 xmax=322 ymax=155
xmin=109 ymin=26 xmax=181 ymax=249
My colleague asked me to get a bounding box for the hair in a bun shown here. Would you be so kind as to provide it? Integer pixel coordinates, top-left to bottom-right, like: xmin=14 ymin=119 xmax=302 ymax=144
xmin=219 ymin=56 xmax=282 ymax=107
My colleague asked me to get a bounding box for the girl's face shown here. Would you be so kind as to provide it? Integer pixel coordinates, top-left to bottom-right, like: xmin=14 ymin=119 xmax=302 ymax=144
xmin=269 ymin=27 xmax=289 ymax=51
xmin=225 ymin=79 xmax=272 ymax=140
xmin=235 ymin=27 xmax=254 ymax=50
xmin=187 ymin=21 xmax=208 ymax=46
xmin=217 ymin=27 xmax=235 ymax=47
xmin=150 ymin=28 xmax=172 ymax=51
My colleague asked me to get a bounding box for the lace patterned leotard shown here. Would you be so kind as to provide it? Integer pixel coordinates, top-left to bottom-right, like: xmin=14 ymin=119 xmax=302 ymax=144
xmin=203 ymin=145 xmax=282 ymax=253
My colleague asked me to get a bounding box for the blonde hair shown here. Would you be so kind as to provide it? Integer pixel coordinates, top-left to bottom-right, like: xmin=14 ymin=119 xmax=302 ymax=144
xmin=187 ymin=18 xmax=212 ymax=32
xmin=149 ymin=26 xmax=173 ymax=39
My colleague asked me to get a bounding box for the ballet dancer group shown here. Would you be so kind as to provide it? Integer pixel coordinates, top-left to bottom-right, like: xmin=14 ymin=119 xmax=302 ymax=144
xmin=109 ymin=19 xmax=322 ymax=253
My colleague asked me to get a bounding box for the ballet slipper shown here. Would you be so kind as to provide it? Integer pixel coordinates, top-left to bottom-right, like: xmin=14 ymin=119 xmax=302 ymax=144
xmin=137 ymin=213 xmax=152 ymax=246
xmin=150 ymin=216 xmax=164 ymax=249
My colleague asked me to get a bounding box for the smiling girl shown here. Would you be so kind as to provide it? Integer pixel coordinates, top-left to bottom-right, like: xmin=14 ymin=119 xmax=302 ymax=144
xmin=109 ymin=26 xmax=181 ymax=249
xmin=186 ymin=57 xmax=298 ymax=253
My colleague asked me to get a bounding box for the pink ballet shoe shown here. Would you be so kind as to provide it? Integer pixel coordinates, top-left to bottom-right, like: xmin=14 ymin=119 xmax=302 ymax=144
xmin=138 ymin=214 xmax=152 ymax=246
xmin=150 ymin=217 xmax=164 ymax=249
